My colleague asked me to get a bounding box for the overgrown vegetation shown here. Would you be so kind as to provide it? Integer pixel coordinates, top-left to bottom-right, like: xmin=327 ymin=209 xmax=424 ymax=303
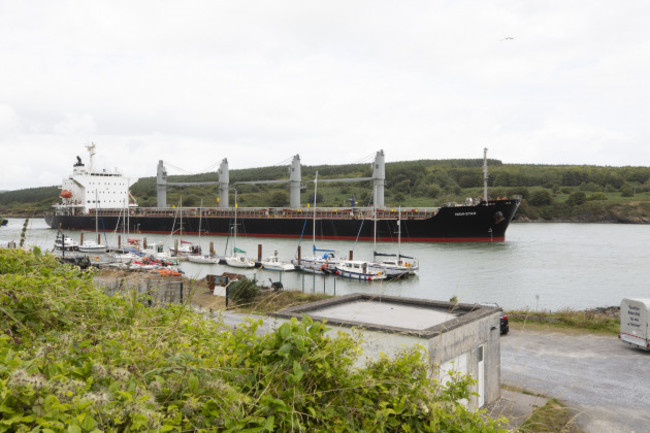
xmin=0 ymin=249 xmax=507 ymax=432
xmin=506 ymin=308 xmax=619 ymax=335
xmin=516 ymin=398 xmax=583 ymax=433
xmin=4 ymin=158 xmax=650 ymax=223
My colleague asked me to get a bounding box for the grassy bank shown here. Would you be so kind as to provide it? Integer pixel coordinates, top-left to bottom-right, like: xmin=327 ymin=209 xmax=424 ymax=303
xmin=516 ymin=398 xmax=583 ymax=433
xmin=506 ymin=307 xmax=619 ymax=335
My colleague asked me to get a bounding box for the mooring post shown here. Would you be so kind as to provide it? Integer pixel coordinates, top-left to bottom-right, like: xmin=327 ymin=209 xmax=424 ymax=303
xmin=258 ymin=244 xmax=262 ymax=261
xmin=210 ymin=242 xmax=214 ymax=256
xmin=297 ymin=246 xmax=301 ymax=264
xmin=80 ymin=233 xmax=84 ymax=244
xmin=118 ymin=235 xmax=121 ymax=248
xmin=97 ymin=233 xmax=101 ymax=244
xmin=349 ymin=250 xmax=353 ymax=260
xmin=143 ymin=237 xmax=148 ymax=249
xmin=179 ymin=282 xmax=183 ymax=304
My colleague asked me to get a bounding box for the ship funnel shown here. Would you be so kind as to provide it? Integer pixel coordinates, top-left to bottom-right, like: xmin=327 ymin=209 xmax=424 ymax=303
xmin=218 ymin=158 xmax=229 ymax=208
xmin=156 ymin=160 xmax=167 ymax=208
xmin=372 ymin=150 xmax=385 ymax=208
xmin=289 ymin=154 xmax=301 ymax=208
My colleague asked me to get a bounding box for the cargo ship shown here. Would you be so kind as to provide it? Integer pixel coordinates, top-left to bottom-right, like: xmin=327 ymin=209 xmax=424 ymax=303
xmin=44 ymin=146 xmax=519 ymax=242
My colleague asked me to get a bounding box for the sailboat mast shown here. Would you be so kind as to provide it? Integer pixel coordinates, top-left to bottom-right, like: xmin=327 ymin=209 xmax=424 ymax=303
xmin=398 ymin=206 xmax=402 ymax=259
xmin=373 ymin=205 xmax=377 ymax=253
xmin=233 ymin=189 xmax=238 ymax=254
xmin=483 ymin=147 xmax=489 ymax=202
xmin=312 ymin=171 xmax=318 ymax=250
xmin=179 ymin=196 xmax=183 ymax=244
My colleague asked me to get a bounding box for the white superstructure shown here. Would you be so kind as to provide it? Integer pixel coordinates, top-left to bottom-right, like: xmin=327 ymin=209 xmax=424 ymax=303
xmin=56 ymin=144 xmax=137 ymax=214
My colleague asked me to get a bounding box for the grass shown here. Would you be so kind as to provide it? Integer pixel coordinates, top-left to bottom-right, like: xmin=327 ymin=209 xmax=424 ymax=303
xmin=516 ymin=398 xmax=584 ymax=433
xmin=506 ymin=308 xmax=619 ymax=335
xmin=233 ymin=289 xmax=332 ymax=314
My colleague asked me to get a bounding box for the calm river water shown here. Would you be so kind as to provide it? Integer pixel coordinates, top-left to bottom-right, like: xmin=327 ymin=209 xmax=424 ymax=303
xmin=2 ymin=218 xmax=648 ymax=311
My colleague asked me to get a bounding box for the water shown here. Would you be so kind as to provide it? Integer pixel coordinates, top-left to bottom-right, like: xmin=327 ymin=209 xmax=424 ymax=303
xmin=2 ymin=217 xmax=649 ymax=311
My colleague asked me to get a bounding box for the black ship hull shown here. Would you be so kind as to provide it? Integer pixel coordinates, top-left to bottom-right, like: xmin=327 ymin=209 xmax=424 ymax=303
xmin=45 ymin=199 xmax=519 ymax=242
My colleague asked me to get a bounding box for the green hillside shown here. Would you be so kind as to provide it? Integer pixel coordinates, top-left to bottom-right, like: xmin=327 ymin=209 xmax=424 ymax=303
xmin=2 ymin=159 xmax=650 ymax=223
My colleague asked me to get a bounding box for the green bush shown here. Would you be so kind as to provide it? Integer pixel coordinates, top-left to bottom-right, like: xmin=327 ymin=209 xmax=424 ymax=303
xmin=621 ymin=184 xmax=634 ymax=197
xmin=588 ymin=192 xmax=608 ymax=201
xmin=529 ymin=189 xmax=553 ymax=206
xmin=566 ymin=191 xmax=587 ymax=206
xmin=228 ymin=277 xmax=260 ymax=306
xmin=0 ymin=249 xmax=507 ymax=432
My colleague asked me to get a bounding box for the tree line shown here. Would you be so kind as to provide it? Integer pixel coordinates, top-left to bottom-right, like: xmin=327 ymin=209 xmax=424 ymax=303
xmin=2 ymin=160 xmax=650 ymax=222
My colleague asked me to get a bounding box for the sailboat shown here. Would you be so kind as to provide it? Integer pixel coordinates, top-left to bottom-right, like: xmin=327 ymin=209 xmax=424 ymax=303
xmin=371 ymin=206 xmax=419 ymax=277
xmin=188 ymin=200 xmax=220 ymax=264
xmin=224 ymin=190 xmax=255 ymax=268
xmin=168 ymin=196 xmax=195 ymax=258
xmin=334 ymin=203 xmax=387 ymax=280
xmin=292 ymin=171 xmax=341 ymax=273
xmin=78 ymin=190 xmax=107 ymax=253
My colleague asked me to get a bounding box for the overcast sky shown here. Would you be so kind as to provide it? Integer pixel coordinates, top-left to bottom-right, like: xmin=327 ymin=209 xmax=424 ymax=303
xmin=2 ymin=0 xmax=649 ymax=191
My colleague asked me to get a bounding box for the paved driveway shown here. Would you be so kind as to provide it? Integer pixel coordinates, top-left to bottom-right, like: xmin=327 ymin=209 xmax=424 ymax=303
xmin=502 ymin=327 xmax=650 ymax=432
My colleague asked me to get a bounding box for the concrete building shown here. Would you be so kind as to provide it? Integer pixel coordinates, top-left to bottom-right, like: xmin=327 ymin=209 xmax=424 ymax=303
xmin=274 ymin=293 xmax=502 ymax=408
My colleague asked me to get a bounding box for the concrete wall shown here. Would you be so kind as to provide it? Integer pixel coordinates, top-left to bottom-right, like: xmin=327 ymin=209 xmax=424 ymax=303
xmin=94 ymin=276 xmax=186 ymax=305
xmin=273 ymin=294 xmax=502 ymax=408
xmin=427 ymin=312 xmax=501 ymax=407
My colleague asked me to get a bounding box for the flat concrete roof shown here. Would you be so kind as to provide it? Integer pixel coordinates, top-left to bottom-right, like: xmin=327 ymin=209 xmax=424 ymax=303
xmin=314 ymin=300 xmax=458 ymax=331
xmin=274 ymin=293 xmax=500 ymax=338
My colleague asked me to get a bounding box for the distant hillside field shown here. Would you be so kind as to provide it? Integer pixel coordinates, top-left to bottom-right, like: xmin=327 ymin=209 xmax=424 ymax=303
xmin=2 ymin=159 xmax=650 ymax=223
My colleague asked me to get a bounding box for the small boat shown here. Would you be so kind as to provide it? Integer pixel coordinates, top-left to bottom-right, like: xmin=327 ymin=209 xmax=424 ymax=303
xmin=293 ymin=252 xmax=341 ymax=274
xmin=368 ymin=260 xmax=417 ymax=278
xmin=78 ymin=240 xmax=108 ymax=253
xmin=223 ymin=191 xmax=255 ymax=269
xmin=188 ymin=254 xmax=220 ymax=264
xmin=108 ymin=248 xmax=143 ymax=264
xmin=142 ymin=242 xmax=179 ymax=264
xmin=54 ymin=235 xmax=79 ymax=251
xmin=262 ymin=251 xmax=295 ymax=271
xmin=186 ymin=202 xmax=219 ymax=264
xmin=225 ymin=255 xmax=255 ymax=268
xmin=335 ymin=260 xmax=386 ymax=281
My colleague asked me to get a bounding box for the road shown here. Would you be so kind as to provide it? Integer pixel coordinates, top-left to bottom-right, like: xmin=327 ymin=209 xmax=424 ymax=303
xmin=502 ymin=327 xmax=650 ymax=432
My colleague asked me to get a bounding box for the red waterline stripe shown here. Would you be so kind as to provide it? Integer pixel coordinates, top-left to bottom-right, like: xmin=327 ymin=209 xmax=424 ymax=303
xmin=62 ymin=228 xmax=504 ymax=243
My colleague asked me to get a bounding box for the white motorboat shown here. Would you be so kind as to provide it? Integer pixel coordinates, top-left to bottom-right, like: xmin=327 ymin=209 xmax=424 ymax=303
xmin=293 ymin=253 xmax=340 ymax=274
xmin=368 ymin=259 xmax=417 ymax=278
xmin=262 ymin=252 xmax=295 ymax=271
xmin=335 ymin=260 xmax=386 ymax=281
xmin=54 ymin=235 xmax=79 ymax=251
xmin=188 ymin=254 xmax=220 ymax=264
xmin=78 ymin=240 xmax=107 ymax=254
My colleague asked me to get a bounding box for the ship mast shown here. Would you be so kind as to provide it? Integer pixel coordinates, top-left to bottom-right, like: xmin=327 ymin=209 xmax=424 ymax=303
xmin=483 ymin=147 xmax=488 ymax=202
xmin=312 ymin=171 xmax=318 ymax=251
xmin=85 ymin=142 xmax=96 ymax=173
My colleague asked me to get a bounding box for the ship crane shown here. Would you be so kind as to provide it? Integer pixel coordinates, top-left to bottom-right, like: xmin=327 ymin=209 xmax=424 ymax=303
xmin=156 ymin=150 xmax=386 ymax=209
